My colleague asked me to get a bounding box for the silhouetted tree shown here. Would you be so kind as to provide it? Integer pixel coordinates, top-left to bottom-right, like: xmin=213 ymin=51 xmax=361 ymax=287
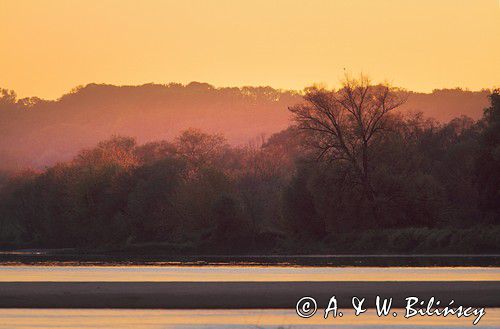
xmin=289 ymin=75 xmax=406 ymax=221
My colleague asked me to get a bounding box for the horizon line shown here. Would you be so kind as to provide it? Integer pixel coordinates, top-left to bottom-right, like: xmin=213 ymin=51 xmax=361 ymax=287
xmin=1 ymin=81 xmax=496 ymax=102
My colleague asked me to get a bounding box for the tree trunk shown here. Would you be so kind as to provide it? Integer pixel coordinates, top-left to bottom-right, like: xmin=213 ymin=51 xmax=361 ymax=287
xmin=361 ymin=143 xmax=379 ymax=223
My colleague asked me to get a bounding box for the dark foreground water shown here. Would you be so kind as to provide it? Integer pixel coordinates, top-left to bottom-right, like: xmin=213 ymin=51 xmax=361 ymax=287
xmin=0 ymin=309 xmax=498 ymax=328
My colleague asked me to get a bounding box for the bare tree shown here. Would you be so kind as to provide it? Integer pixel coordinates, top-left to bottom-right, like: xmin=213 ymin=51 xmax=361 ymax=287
xmin=175 ymin=128 xmax=228 ymax=170
xmin=289 ymin=75 xmax=406 ymax=219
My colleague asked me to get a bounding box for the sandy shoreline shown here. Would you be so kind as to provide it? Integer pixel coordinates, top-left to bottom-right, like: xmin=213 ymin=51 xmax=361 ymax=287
xmin=0 ymin=281 xmax=498 ymax=309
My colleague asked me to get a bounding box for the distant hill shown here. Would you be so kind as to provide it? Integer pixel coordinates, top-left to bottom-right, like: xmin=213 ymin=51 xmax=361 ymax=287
xmin=0 ymin=82 xmax=491 ymax=171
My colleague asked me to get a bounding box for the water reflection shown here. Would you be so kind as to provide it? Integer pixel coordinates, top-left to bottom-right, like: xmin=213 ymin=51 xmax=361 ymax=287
xmin=0 ymin=266 xmax=499 ymax=281
xmin=0 ymin=309 xmax=498 ymax=328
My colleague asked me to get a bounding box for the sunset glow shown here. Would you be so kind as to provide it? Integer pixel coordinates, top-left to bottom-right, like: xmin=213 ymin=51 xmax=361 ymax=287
xmin=1 ymin=0 xmax=499 ymax=99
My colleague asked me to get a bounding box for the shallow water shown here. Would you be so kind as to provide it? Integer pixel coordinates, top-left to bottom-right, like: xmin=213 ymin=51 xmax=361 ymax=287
xmin=0 ymin=309 xmax=498 ymax=328
xmin=0 ymin=266 xmax=499 ymax=281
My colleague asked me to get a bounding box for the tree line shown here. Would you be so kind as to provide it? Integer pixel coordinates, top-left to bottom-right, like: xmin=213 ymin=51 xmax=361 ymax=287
xmin=0 ymin=82 xmax=489 ymax=171
xmin=0 ymin=77 xmax=498 ymax=253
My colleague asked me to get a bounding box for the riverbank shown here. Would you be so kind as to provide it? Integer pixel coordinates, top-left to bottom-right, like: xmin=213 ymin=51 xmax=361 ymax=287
xmin=1 ymin=252 xmax=500 ymax=267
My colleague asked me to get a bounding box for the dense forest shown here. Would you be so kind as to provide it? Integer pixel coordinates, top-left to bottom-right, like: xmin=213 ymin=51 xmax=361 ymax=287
xmin=0 ymin=79 xmax=498 ymax=254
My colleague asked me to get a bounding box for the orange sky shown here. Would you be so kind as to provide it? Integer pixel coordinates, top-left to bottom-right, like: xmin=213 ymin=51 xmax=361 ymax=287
xmin=1 ymin=0 xmax=499 ymax=99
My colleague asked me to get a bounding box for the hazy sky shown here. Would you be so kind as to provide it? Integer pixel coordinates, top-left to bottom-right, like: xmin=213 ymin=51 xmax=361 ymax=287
xmin=1 ymin=0 xmax=499 ymax=99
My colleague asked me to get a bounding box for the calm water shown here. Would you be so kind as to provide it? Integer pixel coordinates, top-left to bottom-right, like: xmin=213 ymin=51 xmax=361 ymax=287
xmin=0 ymin=265 xmax=499 ymax=281
xmin=0 ymin=266 xmax=498 ymax=327
xmin=0 ymin=309 xmax=498 ymax=328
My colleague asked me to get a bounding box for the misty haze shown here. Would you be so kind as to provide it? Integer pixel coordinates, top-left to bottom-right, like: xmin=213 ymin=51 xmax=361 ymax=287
xmin=0 ymin=83 xmax=490 ymax=171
